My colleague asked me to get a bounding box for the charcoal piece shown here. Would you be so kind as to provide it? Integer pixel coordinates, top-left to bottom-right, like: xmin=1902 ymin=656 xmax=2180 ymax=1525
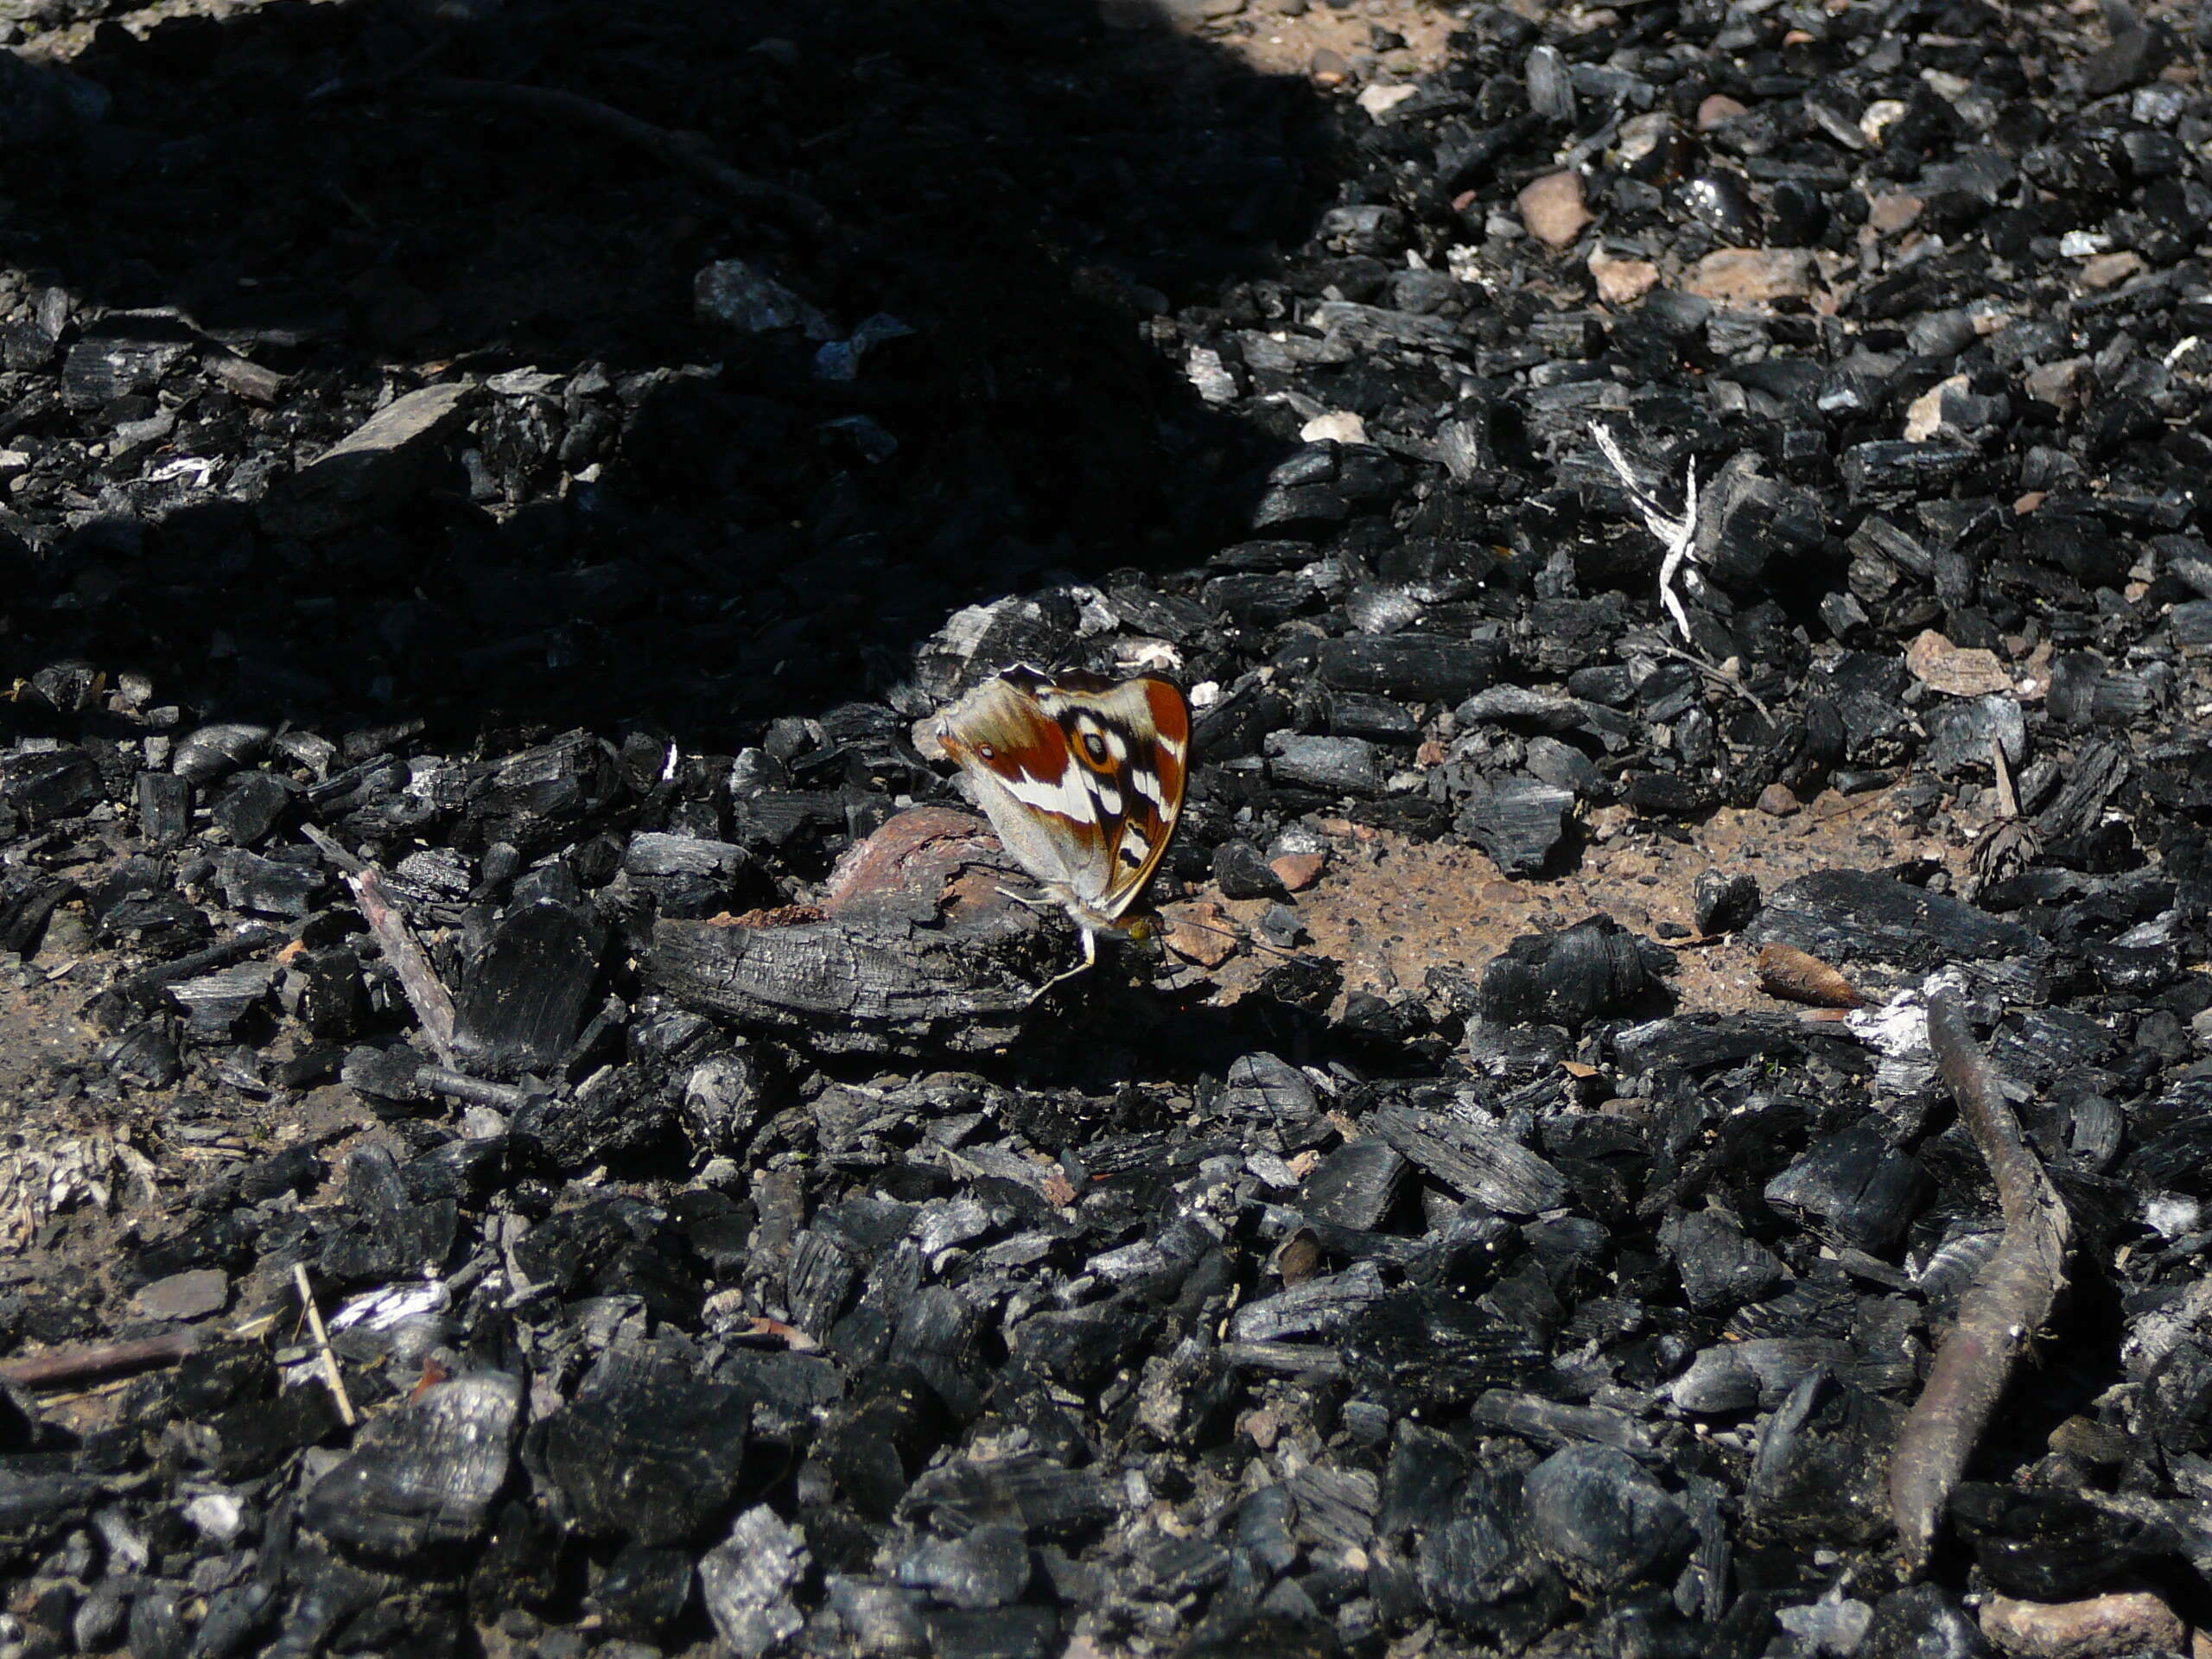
xmin=625 ymin=830 xmax=749 ymax=882
xmin=1014 ymin=1297 xmax=1160 ymax=1387
xmin=287 ymin=947 xmax=370 ymax=1039
xmin=512 ymin=1063 xmax=675 ymax=1173
xmin=901 ymin=1455 xmax=1120 ymax=1539
xmin=211 ymin=772 xmax=293 ymax=848
xmin=1858 ymin=1584 xmax=1990 ymax=1659
xmin=107 ymin=1019 xmax=183 ymax=1086
xmin=1365 ymin=1103 xmax=1567 ymax=1215
xmin=172 ymin=722 xmax=272 ymax=785
xmin=1205 ymin=569 xmax=1323 ymax=625
xmin=682 ymin=1046 xmax=773 ymax=1157
xmin=60 ymin=314 xmax=194 ymax=408
xmin=1456 ymin=779 xmax=1574 ymax=876
xmin=1840 ymin=441 xmax=1977 ymax=500
xmin=532 ymin=1342 xmax=750 ymax=1545
xmin=1324 ymin=689 xmax=1422 ymax=742
xmin=699 ymin=1505 xmax=810 ymax=1659
xmin=1214 ymin=841 xmax=1287 ymax=901
xmin=341 ymin=1042 xmax=431 ymax=1105
xmin=1613 ymin=1013 xmax=1802 ymax=1076
xmin=1693 ymin=870 xmax=1759 ymax=935
xmin=1300 ymin=1139 xmax=1406 ymax=1231
xmin=0 ymin=875 xmax=71 ymax=961
xmin=0 ymin=747 xmax=101 ymax=826
xmin=585 ymin=1542 xmax=694 ymax=1638
xmin=1658 ymin=1209 xmax=1786 ymax=1313
xmin=451 ymin=899 xmax=607 ymax=1077
xmin=895 ymin=1523 xmax=1031 ymax=1609
xmin=1742 ymin=1374 xmax=1898 ymax=1548
xmin=1668 ymin=1338 xmax=1854 ymax=1413
xmin=1478 ymin=917 xmax=1666 ymax=1027
xmin=1763 ymin=1126 xmax=1929 ymax=1253
xmin=1268 ymin=734 xmax=1386 ymax=795
xmin=218 ymin=849 xmax=327 ymax=917
xmin=1948 ymin=1484 xmax=2169 ymax=1599
xmin=1692 ymin=455 xmax=1826 ymax=589
xmin=168 ymin=962 xmax=275 ymax=1040
xmin=0 ymin=1461 xmax=104 ymax=1549
xmin=787 ymin=1229 xmax=861 ymax=1342
xmin=1466 ymin=1390 xmax=1656 ymax=1458
xmin=1230 ymin=1262 xmax=1388 ymax=1343
xmin=1133 ymin=1532 xmax=1235 ymax=1600
xmin=136 ymin=772 xmax=191 ymax=848
xmin=1418 ymin=1495 xmax=1550 ymax=1633
xmin=1218 ymin=1051 xmax=1321 ymax=1122
xmin=194 ymin=1581 xmax=276 ymax=1659
xmin=1317 ymin=636 xmax=1500 ymax=701
xmin=1520 ymin=1446 xmax=1689 ymax=1594
xmin=2033 ymin=739 xmax=2130 ymax=842
xmin=1237 ymin=1484 xmax=1299 ymax=1572
xmin=207 ymin=1376 xmax=347 ymax=1479
xmin=319 ymin=1147 xmax=459 ymax=1285
xmin=1744 ymin=869 xmax=2039 ymax=967
xmin=127 ymin=1585 xmax=188 ymax=1659
xmin=300 ymin=1371 xmax=522 ymax=1558
xmin=1342 ymin=1288 xmax=1553 ymax=1404
xmin=823 ymin=1577 xmax=931 ymax=1653
xmin=1923 ymin=696 xmax=2026 ymax=778
xmin=259 ymin=382 xmax=477 ymax=540
xmin=925 ymin=1606 xmax=1058 ymax=1659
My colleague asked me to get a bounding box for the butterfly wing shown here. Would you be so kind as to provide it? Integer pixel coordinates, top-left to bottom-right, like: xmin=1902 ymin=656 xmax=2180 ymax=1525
xmin=936 ymin=673 xmax=1112 ymax=903
xmin=936 ymin=667 xmax=1191 ymax=928
xmin=1033 ymin=673 xmax=1190 ymax=921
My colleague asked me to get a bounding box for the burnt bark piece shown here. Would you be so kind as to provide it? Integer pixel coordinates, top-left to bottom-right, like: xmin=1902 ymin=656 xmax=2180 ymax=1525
xmin=1890 ymin=991 xmax=2071 ymax=1576
xmin=648 ymin=808 xmax=1066 ymax=1055
xmin=1745 ymin=869 xmax=2041 ymax=969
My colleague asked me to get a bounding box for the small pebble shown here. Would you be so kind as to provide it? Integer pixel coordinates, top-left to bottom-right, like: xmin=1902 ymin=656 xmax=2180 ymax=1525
xmin=1757 ymin=784 xmax=1802 ymax=817
xmin=1517 ymin=171 xmax=1593 ymax=249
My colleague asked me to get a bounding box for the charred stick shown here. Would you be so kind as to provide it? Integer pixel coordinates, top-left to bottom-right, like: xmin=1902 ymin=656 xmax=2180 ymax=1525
xmin=1889 ymin=990 xmax=2071 ymax=1574
xmin=419 ymin=77 xmax=834 ymax=238
xmin=341 ymin=864 xmax=460 ymax=1070
xmin=418 ymin=1067 xmax=534 ymax=1111
xmin=0 ymin=1331 xmax=199 ymax=1389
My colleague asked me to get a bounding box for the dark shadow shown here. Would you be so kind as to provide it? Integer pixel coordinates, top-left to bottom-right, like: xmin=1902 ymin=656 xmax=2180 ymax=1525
xmin=0 ymin=0 xmax=1344 ymax=750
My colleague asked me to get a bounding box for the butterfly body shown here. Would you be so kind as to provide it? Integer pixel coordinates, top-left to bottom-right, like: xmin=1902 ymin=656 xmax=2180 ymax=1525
xmin=935 ymin=664 xmax=1191 ymax=982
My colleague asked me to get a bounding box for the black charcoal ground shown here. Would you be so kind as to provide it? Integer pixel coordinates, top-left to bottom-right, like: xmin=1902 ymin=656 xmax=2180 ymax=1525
xmin=3 ymin=0 xmax=2212 ymax=1655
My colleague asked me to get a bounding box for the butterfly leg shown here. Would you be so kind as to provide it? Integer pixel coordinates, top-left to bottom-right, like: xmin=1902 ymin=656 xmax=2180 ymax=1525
xmin=1027 ymin=925 xmax=1100 ymax=1001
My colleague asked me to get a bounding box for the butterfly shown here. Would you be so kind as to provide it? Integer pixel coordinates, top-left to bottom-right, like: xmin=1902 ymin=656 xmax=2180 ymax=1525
xmin=934 ymin=664 xmax=1192 ymax=988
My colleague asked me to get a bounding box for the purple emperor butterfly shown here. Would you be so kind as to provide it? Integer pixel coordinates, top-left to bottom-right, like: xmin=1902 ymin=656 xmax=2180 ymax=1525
xmin=935 ymin=664 xmax=1192 ymax=986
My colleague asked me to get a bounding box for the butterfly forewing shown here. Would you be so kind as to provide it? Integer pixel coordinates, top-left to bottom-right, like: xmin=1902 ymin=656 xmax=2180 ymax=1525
xmin=1037 ymin=676 xmax=1187 ymax=919
xmin=936 ymin=666 xmax=1190 ymax=931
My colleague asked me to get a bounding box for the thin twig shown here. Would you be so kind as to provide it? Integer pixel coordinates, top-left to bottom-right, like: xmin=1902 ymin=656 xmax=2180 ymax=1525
xmin=1890 ymin=989 xmax=2070 ymax=1575
xmin=0 ymin=1331 xmax=199 ymax=1390
xmin=420 ymin=76 xmax=834 ymax=238
xmin=338 ymin=861 xmax=460 ymax=1069
xmin=293 ymin=1263 xmax=357 ymax=1429
xmin=1643 ymin=638 xmax=1774 ymax=721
